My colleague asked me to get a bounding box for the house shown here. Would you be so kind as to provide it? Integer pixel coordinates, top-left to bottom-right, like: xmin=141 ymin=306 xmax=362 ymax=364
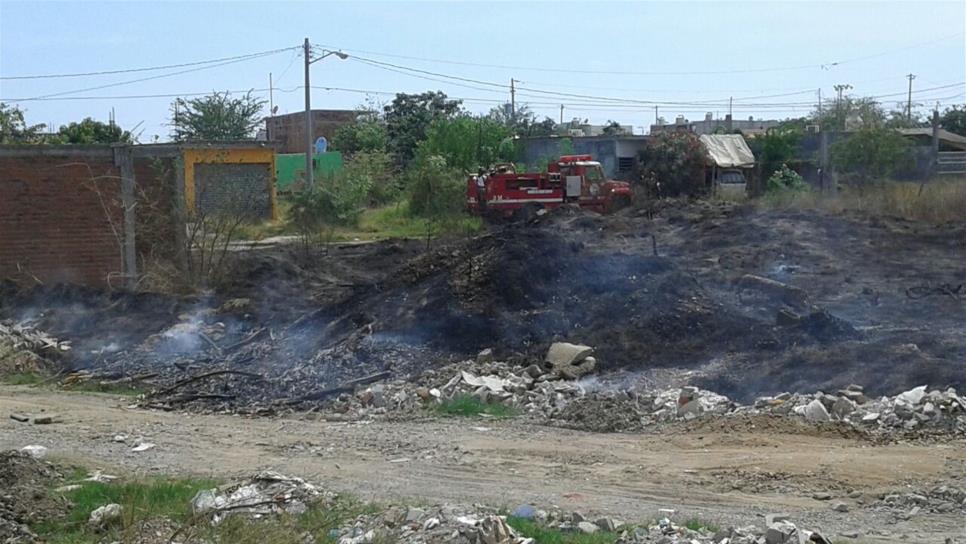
xmin=519 ymin=135 xmax=649 ymax=181
xmin=265 ymin=110 xmax=358 ymax=154
xmin=651 ymin=113 xmax=781 ymax=136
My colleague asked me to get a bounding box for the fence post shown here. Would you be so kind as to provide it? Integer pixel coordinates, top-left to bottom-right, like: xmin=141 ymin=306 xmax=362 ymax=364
xmin=113 ymin=145 xmax=137 ymax=289
xmin=819 ymin=131 xmax=836 ymax=196
xmin=931 ymin=109 xmax=940 ymax=179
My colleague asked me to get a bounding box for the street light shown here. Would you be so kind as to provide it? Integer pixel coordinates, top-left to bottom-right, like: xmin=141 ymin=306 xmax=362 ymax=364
xmin=304 ymin=38 xmax=349 ymax=185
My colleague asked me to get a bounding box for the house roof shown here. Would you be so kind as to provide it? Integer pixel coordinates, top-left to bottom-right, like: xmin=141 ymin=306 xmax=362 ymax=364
xmin=699 ymin=134 xmax=755 ymax=168
xmin=898 ymin=128 xmax=966 ymax=150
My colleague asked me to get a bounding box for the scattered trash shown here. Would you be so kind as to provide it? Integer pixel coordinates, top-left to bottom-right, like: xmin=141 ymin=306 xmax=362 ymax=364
xmin=19 ymin=445 xmax=47 ymax=459
xmin=190 ymin=471 xmax=328 ymax=524
xmin=131 ymin=442 xmax=155 ymax=452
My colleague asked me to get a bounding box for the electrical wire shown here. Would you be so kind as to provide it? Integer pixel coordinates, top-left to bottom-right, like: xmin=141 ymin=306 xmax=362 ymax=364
xmin=0 ymin=46 xmax=300 ymax=80
xmin=316 ymin=33 xmax=964 ymax=77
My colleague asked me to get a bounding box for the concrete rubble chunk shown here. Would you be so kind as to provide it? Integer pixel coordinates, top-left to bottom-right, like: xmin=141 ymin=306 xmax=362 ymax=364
xmin=546 ymin=343 xmax=594 ymax=367
xmin=765 ymin=520 xmax=805 ymax=544
xmin=476 ymin=348 xmax=495 ymax=364
xmin=804 ymin=399 xmax=830 ymax=422
xmin=594 ymin=517 xmax=622 ymax=532
xmin=898 ymin=385 xmax=927 ymax=405
xmin=20 ymin=445 xmax=48 ymax=459
xmin=576 ymin=521 xmax=599 ymax=534
xmin=831 ymin=397 xmax=857 ymax=419
xmin=88 ymin=503 xmax=123 ymax=528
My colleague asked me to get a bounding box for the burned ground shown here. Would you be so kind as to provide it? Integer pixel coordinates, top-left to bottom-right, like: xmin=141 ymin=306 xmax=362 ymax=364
xmin=2 ymin=201 xmax=964 ymax=406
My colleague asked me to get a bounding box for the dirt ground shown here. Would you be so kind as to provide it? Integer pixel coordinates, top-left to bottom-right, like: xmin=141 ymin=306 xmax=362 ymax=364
xmin=2 ymin=386 xmax=965 ymax=542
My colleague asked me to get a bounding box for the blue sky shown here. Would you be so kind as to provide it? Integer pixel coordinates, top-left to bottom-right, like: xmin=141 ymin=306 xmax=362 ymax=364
xmin=1 ymin=1 xmax=964 ymax=140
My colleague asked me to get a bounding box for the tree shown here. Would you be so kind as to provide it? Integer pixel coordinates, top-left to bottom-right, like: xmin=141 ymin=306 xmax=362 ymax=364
xmin=0 ymin=102 xmax=47 ymax=143
xmin=811 ymin=96 xmax=886 ymax=131
xmin=635 ymin=131 xmax=708 ymax=197
xmin=405 ymin=154 xmax=465 ymax=247
xmin=830 ymin=127 xmax=913 ymax=182
xmin=332 ymin=119 xmax=388 ymax=155
xmin=418 ymin=115 xmax=512 ymax=173
xmin=170 ymin=91 xmax=265 ymax=141
xmin=384 ymin=91 xmax=462 ymax=165
xmin=58 ymin=117 xmax=132 ymax=144
xmin=756 ymin=126 xmax=803 ymax=180
xmin=941 ymin=105 xmax=966 ymax=136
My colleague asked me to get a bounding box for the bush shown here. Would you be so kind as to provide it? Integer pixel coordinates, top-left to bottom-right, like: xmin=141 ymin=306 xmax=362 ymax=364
xmin=830 ymin=127 xmax=913 ymax=182
xmin=766 ymin=164 xmax=808 ymax=193
xmin=332 ymin=120 xmax=388 ymax=155
xmin=406 ymin=155 xmax=465 ymax=219
xmin=636 ymin=132 xmax=708 ymax=197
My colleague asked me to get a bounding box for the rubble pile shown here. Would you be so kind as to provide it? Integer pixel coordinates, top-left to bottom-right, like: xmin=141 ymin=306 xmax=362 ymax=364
xmin=0 ymin=451 xmax=68 ymax=542
xmin=0 ymin=319 xmax=70 ymax=375
xmin=326 ymin=502 xmax=840 ymax=544
xmin=873 ymin=484 xmax=966 ymax=516
xmin=754 ymin=384 xmax=966 ymax=434
xmin=191 ymin=471 xmax=335 ymax=524
xmin=294 ymin=344 xmax=966 ymax=438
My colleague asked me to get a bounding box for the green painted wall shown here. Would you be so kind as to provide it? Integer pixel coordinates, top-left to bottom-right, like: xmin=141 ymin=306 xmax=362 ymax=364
xmin=276 ymin=152 xmax=344 ymax=191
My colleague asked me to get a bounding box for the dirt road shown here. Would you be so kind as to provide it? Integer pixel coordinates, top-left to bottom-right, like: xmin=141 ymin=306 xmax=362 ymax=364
xmin=2 ymin=386 xmax=964 ymax=542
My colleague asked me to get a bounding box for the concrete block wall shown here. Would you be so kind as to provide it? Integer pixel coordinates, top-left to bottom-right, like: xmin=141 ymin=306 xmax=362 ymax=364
xmin=0 ymin=152 xmax=124 ymax=286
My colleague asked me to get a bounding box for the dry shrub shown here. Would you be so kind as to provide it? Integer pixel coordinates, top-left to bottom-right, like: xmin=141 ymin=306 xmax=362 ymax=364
xmin=760 ymin=178 xmax=966 ymax=224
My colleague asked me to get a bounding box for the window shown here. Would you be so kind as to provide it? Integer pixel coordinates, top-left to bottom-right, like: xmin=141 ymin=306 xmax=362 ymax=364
xmin=618 ymin=157 xmax=634 ymax=172
xmin=585 ymin=166 xmax=603 ymax=182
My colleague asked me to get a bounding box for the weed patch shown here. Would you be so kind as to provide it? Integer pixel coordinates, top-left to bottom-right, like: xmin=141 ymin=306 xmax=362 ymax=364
xmin=434 ymin=394 xmax=519 ymax=418
xmin=507 ymin=516 xmax=620 ymax=543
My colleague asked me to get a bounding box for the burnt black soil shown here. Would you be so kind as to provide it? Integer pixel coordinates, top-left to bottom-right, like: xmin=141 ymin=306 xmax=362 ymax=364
xmin=2 ymin=202 xmax=964 ymax=405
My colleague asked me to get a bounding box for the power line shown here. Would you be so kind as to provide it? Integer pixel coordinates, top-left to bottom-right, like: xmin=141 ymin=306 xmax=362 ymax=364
xmin=19 ymin=50 xmax=293 ymax=101
xmin=317 ymin=33 xmax=964 ymax=77
xmin=0 ymin=46 xmax=300 ymax=80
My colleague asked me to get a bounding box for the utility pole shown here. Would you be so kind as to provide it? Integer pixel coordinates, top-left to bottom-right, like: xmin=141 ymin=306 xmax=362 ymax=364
xmin=510 ymin=78 xmax=516 ymax=121
xmin=560 ymin=104 xmax=564 ymax=124
xmin=729 ymin=96 xmax=733 ymax=119
xmin=906 ymin=73 xmax=916 ymax=123
xmin=304 ymin=38 xmax=313 ymax=185
xmin=654 ymin=106 xmax=659 ymax=124
xmin=269 ymin=72 xmax=274 ymax=116
xmin=817 ymin=88 xmax=822 ymax=116
xmin=833 ymin=84 xmax=852 ymax=130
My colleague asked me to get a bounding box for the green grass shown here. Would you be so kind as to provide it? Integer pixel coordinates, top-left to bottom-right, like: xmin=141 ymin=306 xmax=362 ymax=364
xmin=35 ymin=476 xmax=219 ymax=543
xmin=234 ymin=199 xmax=483 ymax=243
xmin=1 ymin=371 xmax=144 ymax=396
xmin=32 ymin=470 xmax=384 ymax=544
xmin=2 ymin=372 xmax=44 ymax=385
xmin=354 ymin=201 xmax=483 ymax=241
xmin=433 ymin=394 xmax=519 ymax=418
xmin=506 ymin=517 xmax=621 ymax=544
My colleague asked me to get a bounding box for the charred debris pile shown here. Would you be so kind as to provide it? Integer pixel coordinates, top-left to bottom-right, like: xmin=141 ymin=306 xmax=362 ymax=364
xmin=1 ymin=207 xmax=962 ymax=415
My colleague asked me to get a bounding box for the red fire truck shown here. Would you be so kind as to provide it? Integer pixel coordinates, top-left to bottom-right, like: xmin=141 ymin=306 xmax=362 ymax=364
xmin=466 ymin=155 xmax=633 ymax=221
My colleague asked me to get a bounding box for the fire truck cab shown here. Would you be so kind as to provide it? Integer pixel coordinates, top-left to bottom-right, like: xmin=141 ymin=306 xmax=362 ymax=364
xmin=466 ymin=155 xmax=632 ymax=221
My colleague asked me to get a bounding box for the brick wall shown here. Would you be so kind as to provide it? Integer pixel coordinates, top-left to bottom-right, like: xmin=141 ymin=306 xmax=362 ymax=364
xmin=266 ymin=110 xmax=357 ymax=153
xmin=0 ymin=152 xmax=124 ymax=287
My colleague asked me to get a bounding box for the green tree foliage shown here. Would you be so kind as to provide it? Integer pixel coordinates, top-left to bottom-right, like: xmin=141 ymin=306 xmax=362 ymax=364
xmin=350 ymin=150 xmax=397 ymax=205
xmin=830 ymin=127 xmax=913 ymax=182
xmin=332 ymin=119 xmax=388 ymax=155
xmin=170 ymin=91 xmax=265 ymax=141
xmin=0 ymin=102 xmax=47 ymax=143
xmin=757 ymin=127 xmax=803 ymax=182
xmin=418 ymin=115 xmax=512 ymax=173
xmin=289 ymin=153 xmax=386 ymax=233
xmin=941 ymin=105 xmax=966 ymax=136
xmin=811 ymin=96 xmax=886 ymax=131
xmin=766 ymin=164 xmax=808 ymax=193
xmin=406 ymin=155 xmax=464 ymax=219
xmin=636 ymin=131 xmax=708 ymax=196
xmin=58 ymin=117 xmax=132 ymax=144
xmin=384 ymin=91 xmax=462 ymax=165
